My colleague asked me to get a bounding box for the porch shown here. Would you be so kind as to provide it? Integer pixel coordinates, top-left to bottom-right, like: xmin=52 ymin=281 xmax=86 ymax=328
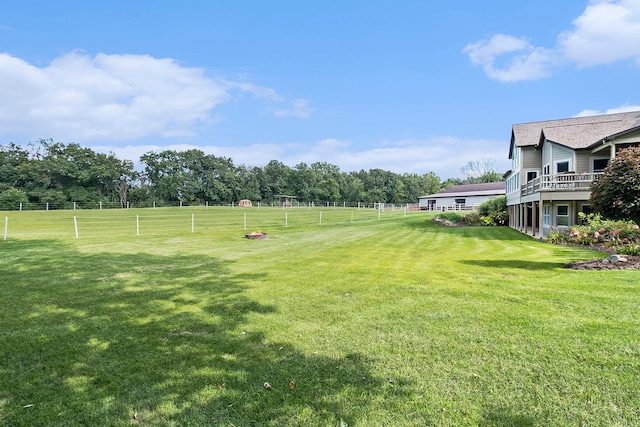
xmin=521 ymin=172 xmax=602 ymax=196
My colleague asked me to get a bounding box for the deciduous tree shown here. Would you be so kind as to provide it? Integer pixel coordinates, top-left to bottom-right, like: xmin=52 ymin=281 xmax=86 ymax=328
xmin=590 ymin=147 xmax=640 ymax=223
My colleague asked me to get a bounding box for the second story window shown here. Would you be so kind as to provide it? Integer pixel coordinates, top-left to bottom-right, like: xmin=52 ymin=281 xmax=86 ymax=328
xmin=593 ymin=158 xmax=609 ymax=172
xmin=557 ymin=161 xmax=570 ymax=173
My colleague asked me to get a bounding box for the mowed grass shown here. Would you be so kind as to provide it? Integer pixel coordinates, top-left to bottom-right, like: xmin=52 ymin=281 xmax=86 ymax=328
xmin=0 ymin=208 xmax=639 ymax=426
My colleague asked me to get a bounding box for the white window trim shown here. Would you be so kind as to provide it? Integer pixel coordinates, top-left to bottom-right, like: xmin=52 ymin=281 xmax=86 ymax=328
xmin=556 ymin=159 xmax=572 ymax=174
xmin=591 ymin=157 xmax=610 ymax=173
xmin=557 ymin=204 xmax=570 ymax=227
xmin=543 ymin=205 xmax=550 ymax=227
xmin=525 ymin=170 xmax=539 ymax=182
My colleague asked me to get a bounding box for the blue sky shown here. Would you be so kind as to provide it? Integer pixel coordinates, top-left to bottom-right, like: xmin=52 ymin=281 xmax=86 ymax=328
xmin=1 ymin=1 xmax=639 ymax=179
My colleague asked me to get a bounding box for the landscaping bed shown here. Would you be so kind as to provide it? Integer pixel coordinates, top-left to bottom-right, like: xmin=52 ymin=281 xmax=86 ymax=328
xmin=563 ymin=255 xmax=640 ymax=270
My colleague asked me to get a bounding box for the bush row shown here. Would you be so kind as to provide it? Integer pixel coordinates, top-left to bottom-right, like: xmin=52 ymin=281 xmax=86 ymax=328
xmin=432 ymin=196 xmax=509 ymax=227
xmin=546 ymin=213 xmax=640 ymax=255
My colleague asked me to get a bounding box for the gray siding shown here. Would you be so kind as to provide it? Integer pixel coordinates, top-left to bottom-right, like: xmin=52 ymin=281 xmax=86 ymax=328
xmin=575 ymin=151 xmax=590 ymax=173
xmin=542 ymin=142 xmax=574 ymax=172
xmin=550 ymin=143 xmax=573 ymax=165
xmin=613 ymin=128 xmax=640 ymax=144
xmin=542 ymin=142 xmax=552 ymax=169
xmin=522 ymin=146 xmax=541 ymax=170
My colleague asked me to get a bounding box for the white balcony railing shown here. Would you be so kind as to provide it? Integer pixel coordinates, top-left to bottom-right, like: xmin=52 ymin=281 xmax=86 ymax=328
xmin=521 ymin=172 xmax=603 ymax=196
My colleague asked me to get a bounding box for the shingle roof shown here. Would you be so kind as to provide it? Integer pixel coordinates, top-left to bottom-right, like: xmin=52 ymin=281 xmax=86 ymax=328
xmin=419 ymin=181 xmax=505 ymax=199
xmin=511 ymin=111 xmax=640 ymax=153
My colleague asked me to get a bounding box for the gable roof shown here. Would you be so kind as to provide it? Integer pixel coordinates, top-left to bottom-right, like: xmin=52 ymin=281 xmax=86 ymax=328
xmin=419 ymin=181 xmax=505 ymax=199
xmin=509 ymin=111 xmax=640 ymax=158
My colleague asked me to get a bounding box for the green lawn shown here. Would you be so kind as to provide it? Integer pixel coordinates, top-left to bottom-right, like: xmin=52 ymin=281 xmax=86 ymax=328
xmin=1 ymin=208 xmax=638 ymax=426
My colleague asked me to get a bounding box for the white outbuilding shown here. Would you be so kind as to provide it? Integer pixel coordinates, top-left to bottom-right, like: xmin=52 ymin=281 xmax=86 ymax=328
xmin=418 ymin=182 xmax=505 ymax=211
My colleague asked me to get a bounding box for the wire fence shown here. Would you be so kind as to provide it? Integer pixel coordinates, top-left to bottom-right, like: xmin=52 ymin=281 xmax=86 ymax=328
xmin=1 ymin=200 xmax=419 ymax=211
xmin=2 ymin=205 xmax=421 ymax=241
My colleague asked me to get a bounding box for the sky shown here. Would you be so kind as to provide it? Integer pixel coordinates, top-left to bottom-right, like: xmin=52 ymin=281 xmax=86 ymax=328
xmin=1 ymin=0 xmax=639 ymax=179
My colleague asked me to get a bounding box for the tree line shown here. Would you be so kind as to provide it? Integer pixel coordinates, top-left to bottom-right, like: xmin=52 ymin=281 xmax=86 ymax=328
xmin=0 ymin=139 xmax=502 ymax=210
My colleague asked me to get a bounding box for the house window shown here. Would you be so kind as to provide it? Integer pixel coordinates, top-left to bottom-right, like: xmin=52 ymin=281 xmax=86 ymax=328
xmin=455 ymin=199 xmax=465 ymax=204
xmin=526 ymin=171 xmax=538 ymax=182
xmin=543 ymin=205 xmax=550 ymax=227
xmin=593 ymin=158 xmax=609 ymax=172
xmin=557 ymin=205 xmax=569 ymax=226
xmin=543 ymin=165 xmax=550 ymax=175
xmin=580 ymin=205 xmax=592 ymax=223
xmin=556 ymin=161 xmax=570 ymax=173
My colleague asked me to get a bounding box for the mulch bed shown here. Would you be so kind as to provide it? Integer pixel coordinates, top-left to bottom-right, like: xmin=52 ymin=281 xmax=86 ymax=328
xmin=562 ymin=255 xmax=640 ymax=270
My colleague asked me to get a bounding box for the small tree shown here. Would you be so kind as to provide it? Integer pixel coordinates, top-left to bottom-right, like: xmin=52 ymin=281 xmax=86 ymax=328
xmin=0 ymin=187 xmax=28 ymax=210
xmin=477 ymin=195 xmax=508 ymax=226
xmin=460 ymin=159 xmax=502 ymax=184
xmin=590 ymin=147 xmax=640 ymax=224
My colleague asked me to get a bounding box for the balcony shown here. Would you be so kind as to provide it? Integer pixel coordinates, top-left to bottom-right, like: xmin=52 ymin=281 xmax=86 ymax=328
xmin=521 ymin=172 xmax=603 ymax=196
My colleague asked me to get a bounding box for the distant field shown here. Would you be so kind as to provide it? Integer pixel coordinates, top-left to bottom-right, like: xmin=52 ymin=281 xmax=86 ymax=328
xmin=1 ymin=208 xmax=638 ymax=426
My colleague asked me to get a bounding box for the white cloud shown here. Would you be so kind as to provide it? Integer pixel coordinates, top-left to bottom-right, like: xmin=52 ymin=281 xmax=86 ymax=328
xmin=0 ymin=51 xmax=307 ymax=142
xmin=100 ymin=136 xmax=509 ymax=179
xmin=273 ymin=98 xmax=313 ymax=118
xmin=559 ymin=0 xmax=640 ymax=66
xmin=223 ymin=81 xmax=283 ymax=102
xmin=462 ymin=34 xmax=555 ymax=82
xmin=574 ymin=103 xmax=640 ymax=117
xmin=465 ymin=0 xmax=640 ymax=80
xmin=0 ymin=51 xmax=228 ymax=141
xmin=463 ymin=34 xmax=531 ymax=65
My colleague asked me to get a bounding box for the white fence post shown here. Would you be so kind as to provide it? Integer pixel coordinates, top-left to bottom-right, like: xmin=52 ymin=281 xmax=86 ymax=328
xmin=3 ymin=216 xmax=7 ymax=240
xmin=74 ymin=216 xmax=78 ymax=238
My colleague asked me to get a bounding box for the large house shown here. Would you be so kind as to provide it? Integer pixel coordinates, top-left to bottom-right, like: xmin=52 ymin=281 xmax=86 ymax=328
xmin=505 ymin=111 xmax=640 ymax=237
xmin=419 ymin=182 xmax=505 ymax=211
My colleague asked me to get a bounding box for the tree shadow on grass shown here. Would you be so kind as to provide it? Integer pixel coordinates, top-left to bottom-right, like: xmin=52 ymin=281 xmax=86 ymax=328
xmin=0 ymin=239 xmax=393 ymax=426
xmin=403 ymin=218 xmax=534 ymax=241
xmin=459 ymin=259 xmax=567 ymax=270
xmin=479 ymin=407 xmax=535 ymax=427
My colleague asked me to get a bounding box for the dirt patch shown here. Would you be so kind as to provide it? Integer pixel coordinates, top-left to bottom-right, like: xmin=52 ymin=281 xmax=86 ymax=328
xmin=563 ymin=255 xmax=640 ymax=270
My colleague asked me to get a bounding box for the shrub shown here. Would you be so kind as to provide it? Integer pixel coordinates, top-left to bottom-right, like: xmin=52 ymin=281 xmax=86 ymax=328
xmin=546 ymin=229 xmax=570 ymax=244
xmin=555 ymin=212 xmax=640 ymax=255
xmin=462 ymin=213 xmax=481 ymax=226
xmin=480 ymin=215 xmax=496 ymax=226
xmin=477 ymin=196 xmax=508 ymax=226
xmin=434 ymin=212 xmax=463 ymax=224
xmin=478 ymin=196 xmax=505 ymax=216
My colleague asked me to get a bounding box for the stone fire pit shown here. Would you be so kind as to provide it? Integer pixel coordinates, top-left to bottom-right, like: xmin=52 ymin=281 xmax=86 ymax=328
xmin=245 ymin=231 xmax=268 ymax=240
